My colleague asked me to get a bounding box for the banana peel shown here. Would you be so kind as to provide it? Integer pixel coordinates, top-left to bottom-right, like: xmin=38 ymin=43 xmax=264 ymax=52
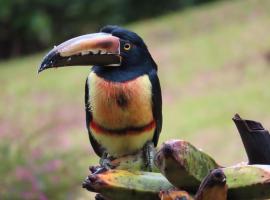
xmin=82 ymin=169 xmax=174 ymax=200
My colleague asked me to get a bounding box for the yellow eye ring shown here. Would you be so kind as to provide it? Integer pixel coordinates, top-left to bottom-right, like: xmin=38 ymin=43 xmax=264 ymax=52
xmin=124 ymin=43 xmax=131 ymax=51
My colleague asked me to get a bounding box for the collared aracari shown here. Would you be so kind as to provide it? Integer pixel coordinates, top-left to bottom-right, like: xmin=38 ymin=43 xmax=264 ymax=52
xmin=38 ymin=25 xmax=162 ymax=170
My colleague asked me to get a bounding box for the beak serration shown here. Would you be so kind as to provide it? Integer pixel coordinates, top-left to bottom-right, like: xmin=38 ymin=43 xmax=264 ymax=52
xmin=38 ymin=32 xmax=121 ymax=73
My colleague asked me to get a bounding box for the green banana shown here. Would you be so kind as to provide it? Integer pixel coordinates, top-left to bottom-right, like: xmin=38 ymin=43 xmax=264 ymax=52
xmin=155 ymin=139 xmax=220 ymax=192
xmin=82 ymin=169 xmax=174 ymax=200
xmin=224 ymin=164 xmax=270 ymax=199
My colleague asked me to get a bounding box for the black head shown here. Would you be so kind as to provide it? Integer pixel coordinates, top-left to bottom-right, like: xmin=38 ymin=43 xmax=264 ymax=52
xmin=101 ymin=25 xmax=152 ymax=67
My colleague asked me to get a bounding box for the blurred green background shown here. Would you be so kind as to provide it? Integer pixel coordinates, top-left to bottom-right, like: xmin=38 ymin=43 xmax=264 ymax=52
xmin=1 ymin=0 xmax=270 ymax=199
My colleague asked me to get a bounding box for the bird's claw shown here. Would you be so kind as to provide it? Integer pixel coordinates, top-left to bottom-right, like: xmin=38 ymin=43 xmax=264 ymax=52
xmin=143 ymin=141 xmax=155 ymax=172
xmin=100 ymin=158 xmax=113 ymax=170
xmin=99 ymin=152 xmax=114 ymax=170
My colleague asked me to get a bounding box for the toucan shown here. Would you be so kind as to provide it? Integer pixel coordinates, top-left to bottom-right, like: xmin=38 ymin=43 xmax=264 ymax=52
xmin=38 ymin=25 xmax=162 ymax=170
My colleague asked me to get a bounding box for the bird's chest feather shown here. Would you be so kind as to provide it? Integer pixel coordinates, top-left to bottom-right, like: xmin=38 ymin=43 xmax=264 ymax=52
xmin=88 ymin=72 xmax=153 ymax=129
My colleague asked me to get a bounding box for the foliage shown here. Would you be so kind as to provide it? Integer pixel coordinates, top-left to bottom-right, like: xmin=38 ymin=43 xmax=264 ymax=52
xmin=0 ymin=0 xmax=219 ymax=59
xmin=0 ymin=129 xmax=92 ymax=199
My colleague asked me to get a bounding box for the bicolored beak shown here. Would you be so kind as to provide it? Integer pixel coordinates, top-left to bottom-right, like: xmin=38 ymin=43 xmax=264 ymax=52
xmin=38 ymin=33 xmax=121 ymax=73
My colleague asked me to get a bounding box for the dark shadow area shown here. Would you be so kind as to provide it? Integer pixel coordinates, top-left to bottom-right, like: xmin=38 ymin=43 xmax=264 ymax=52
xmin=0 ymin=0 xmax=220 ymax=60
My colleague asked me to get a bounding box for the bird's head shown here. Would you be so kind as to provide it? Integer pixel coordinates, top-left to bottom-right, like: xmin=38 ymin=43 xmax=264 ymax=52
xmin=38 ymin=25 xmax=157 ymax=74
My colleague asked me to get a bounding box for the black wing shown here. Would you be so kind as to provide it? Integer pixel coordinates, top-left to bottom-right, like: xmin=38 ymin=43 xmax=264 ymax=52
xmin=85 ymin=77 xmax=104 ymax=157
xmin=148 ymin=69 xmax=162 ymax=147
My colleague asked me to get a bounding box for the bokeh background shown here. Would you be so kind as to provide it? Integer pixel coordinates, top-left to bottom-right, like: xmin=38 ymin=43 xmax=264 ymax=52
xmin=1 ymin=0 xmax=270 ymax=199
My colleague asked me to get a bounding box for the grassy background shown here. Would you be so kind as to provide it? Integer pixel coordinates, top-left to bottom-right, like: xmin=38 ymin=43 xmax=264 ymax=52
xmin=1 ymin=0 xmax=270 ymax=199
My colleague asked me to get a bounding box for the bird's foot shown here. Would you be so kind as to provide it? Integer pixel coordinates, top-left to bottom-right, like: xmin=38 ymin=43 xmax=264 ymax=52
xmin=89 ymin=165 xmax=108 ymax=175
xmin=100 ymin=157 xmax=113 ymax=170
xmin=143 ymin=141 xmax=155 ymax=172
xmin=97 ymin=152 xmax=114 ymax=172
xmin=88 ymin=153 xmax=114 ymax=175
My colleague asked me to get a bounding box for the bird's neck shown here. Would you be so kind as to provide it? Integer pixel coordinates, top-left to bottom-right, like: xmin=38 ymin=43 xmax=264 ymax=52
xmin=92 ymin=61 xmax=154 ymax=82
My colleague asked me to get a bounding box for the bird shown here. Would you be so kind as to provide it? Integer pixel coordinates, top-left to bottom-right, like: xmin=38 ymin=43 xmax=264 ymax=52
xmin=38 ymin=25 xmax=162 ymax=170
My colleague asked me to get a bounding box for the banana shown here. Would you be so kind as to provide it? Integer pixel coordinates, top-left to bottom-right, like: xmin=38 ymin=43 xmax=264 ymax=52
xmin=155 ymin=139 xmax=220 ymax=192
xmin=82 ymin=169 xmax=174 ymax=200
xmin=224 ymin=164 xmax=270 ymax=199
xmin=195 ymin=168 xmax=227 ymax=200
xmin=159 ymin=189 xmax=194 ymax=200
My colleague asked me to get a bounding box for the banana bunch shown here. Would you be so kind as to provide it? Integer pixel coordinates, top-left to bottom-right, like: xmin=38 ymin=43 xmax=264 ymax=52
xmin=83 ymin=140 xmax=270 ymax=200
xmin=156 ymin=140 xmax=270 ymax=199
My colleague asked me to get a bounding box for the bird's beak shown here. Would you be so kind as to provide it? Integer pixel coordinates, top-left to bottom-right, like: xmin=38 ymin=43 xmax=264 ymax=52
xmin=38 ymin=33 xmax=121 ymax=73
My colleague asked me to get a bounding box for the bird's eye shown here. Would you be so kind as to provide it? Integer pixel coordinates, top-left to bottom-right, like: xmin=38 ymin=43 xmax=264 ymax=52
xmin=124 ymin=43 xmax=131 ymax=51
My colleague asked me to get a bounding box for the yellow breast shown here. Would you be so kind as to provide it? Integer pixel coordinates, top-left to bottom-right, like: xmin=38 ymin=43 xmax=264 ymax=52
xmin=88 ymin=72 xmax=153 ymax=129
xmin=90 ymin=121 xmax=156 ymax=156
xmin=87 ymin=72 xmax=155 ymax=156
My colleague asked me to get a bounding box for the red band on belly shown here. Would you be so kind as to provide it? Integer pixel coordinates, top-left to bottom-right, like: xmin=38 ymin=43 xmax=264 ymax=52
xmin=90 ymin=120 xmax=156 ymax=135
